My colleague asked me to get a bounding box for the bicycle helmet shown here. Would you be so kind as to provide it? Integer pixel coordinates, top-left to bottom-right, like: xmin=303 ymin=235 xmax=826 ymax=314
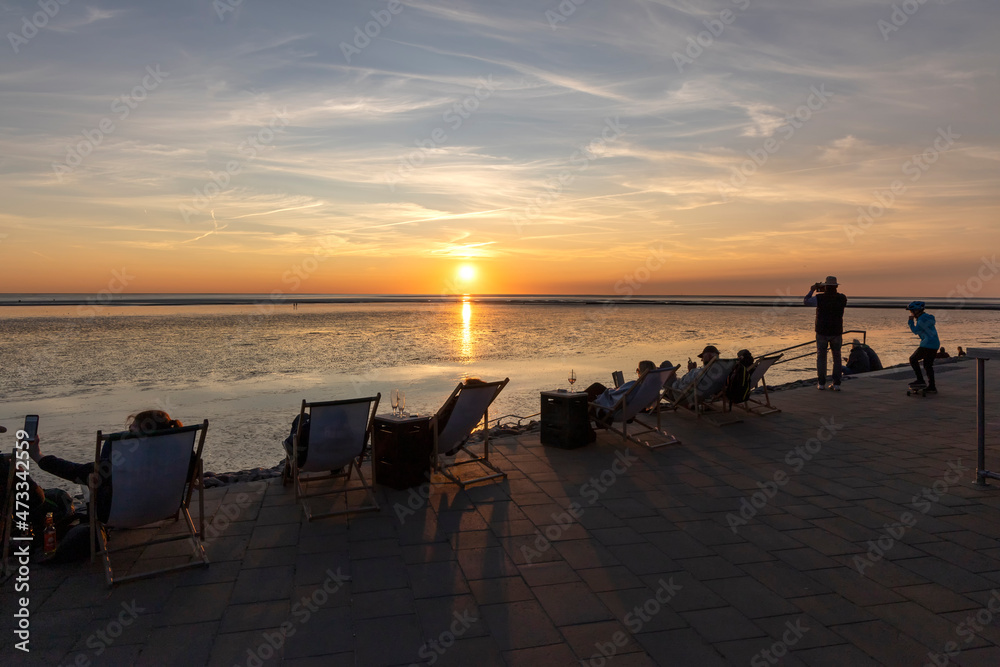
xmin=906 ymin=300 xmax=925 ymax=311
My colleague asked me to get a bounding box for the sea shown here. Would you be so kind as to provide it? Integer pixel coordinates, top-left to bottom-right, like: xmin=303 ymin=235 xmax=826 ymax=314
xmin=2 ymin=294 xmax=998 ymax=484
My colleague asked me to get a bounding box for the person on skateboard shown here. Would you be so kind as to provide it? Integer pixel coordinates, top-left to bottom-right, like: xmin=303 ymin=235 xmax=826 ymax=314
xmin=907 ymin=301 xmax=940 ymax=393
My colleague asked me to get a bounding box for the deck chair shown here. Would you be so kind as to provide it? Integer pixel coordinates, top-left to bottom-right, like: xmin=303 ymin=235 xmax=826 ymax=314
xmin=1 ymin=446 xmax=19 ymax=578
xmin=432 ymin=378 xmax=509 ymax=488
xmin=738 ymin=353 xmax=783 ymax=415
xmin=91 ymin=421 xmax=209 ymax=586
xmin=591 ymin=365 xmax=681 ymax=449
xmin=663 ymin=358 xmax=743 ymax=426
xmin=289 ymin=395 xmax=380 ymax=521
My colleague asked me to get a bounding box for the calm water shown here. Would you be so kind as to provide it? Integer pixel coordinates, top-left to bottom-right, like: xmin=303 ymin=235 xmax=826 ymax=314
xmin=2 ymin=300 xmax=997 ymax=481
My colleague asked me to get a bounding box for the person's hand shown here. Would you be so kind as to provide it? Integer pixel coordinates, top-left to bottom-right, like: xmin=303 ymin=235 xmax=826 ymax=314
xmin=687 ymin=359 xmax=697 ymax=371
xmin=27 ymin=436 xmax=41 ymax=463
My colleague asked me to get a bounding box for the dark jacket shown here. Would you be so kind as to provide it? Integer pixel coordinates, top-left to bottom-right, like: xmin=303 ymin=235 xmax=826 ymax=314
xmin=814 ymin=291 xmax=847 ymax=336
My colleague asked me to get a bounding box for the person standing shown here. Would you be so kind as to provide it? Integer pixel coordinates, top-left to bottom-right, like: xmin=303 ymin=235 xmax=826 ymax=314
xmin=804 ymin=276 xmax=847 ymax=391
xmin=907 ymin=301 xmax=940 ymax=392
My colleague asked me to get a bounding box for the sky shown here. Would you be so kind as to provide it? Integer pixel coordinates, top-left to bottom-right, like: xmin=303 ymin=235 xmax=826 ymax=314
xmin=1 ymin=0 xmax=998 ymax=297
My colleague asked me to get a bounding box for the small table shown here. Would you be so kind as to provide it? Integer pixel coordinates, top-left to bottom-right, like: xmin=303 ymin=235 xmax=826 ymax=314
xmin=372 ymin=415 xmax=434 ymax=489
xmin=540 ymin=391 xmax=595 ymax=449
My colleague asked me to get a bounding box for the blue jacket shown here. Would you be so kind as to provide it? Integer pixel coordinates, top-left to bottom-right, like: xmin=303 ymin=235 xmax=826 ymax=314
xmin=909 ymin=312 xmax=940 ymax=350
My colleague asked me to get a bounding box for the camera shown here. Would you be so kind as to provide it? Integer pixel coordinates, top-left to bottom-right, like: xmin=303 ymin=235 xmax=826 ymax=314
xmin=813 ymin=282 xmax=826 ymax=293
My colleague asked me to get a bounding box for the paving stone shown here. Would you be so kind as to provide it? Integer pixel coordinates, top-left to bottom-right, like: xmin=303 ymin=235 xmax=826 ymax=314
xmin=230 ymin=565 xmax=295 ymax=604
xmin=134 ymin=621 xmax=218 ymax=666
xmin=739 ymin=560 xmax=832 ymax=599
xmin=704 ymin=576 xmax=801 ymax=618
xmin=596 ymin=587 xmax=687 ymax=634
xmin=533 ymin=582 xmax=614 ymax=626
xmin=282 ymin=606 xmax=354 ymax=659
xmin=349 ymin=555 xmax=409 ymax=593
xmin=478 ymin=600 xmax=563 ymax=651
xmin=561 ymin=620 xmax=645 ymax=660
xmin=502 ymin=642 xmax=579 ymax=666
xmin=408 ymin=560 xmax=470 ymax=598
xmin=899 ymin=557 xmax=995 ymax=593
xmin=791 ymin=594 xmax=877 ymax=626
xmin=157 ymin=582 xmax=234 ymax=626
xmin=414 ymin=594 xmax=487 ymax=641
xmin=351 ymin=587 xmax=416 ymax=619
xmin=831 ymin=619 xmax=934 ymax=665
xmin=634 ymin=628 xmax=731 ymax=666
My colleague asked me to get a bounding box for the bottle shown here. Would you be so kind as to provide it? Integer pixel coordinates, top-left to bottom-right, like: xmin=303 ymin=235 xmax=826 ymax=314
xmin=43 ymin=512 xmax=57 ymax=557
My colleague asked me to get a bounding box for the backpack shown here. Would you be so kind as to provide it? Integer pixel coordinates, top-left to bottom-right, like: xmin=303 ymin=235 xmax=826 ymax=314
xmin=725 ymin=363 xmax=752 ymax=404
xmin=282 ymin=413 xmax=310 ymax=466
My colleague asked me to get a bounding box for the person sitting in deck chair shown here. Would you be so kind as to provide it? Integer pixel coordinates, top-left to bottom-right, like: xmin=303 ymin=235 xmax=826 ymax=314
xmin=672 ymin=345 xmax=720 ymax=392
xmin=585 ymin=360 xmax=657 ymax=419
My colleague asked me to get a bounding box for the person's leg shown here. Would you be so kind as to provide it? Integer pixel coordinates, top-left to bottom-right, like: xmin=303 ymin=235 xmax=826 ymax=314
xmin=922 ymin=349 xmax=936 ymax=389
xmin=909 ymin=348 xmax=926 ymax=384
xmin=831 ymin=335 xmax=843 ymax=386
xmin=816 ymin=335 xmax=828 ymax=386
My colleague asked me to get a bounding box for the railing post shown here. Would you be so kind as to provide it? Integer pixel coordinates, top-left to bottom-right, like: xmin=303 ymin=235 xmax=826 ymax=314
xmin=976 ymin=357 xmax=988 ymax=486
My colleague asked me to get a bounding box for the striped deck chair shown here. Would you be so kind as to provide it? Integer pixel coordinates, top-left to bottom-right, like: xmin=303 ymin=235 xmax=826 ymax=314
xmin=591 ymin=365 xmax=681 ymax=449
xmin=433 ymin=378 xmax=510 ymax=488
xmin=289 ymin=395 xmax=381 ymax=521
xmin=91 ymin=421 xmax=209 ymax=586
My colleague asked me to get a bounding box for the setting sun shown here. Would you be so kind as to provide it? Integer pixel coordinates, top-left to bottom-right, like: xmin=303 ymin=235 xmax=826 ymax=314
xmin=458 ymin=265 xmax=476 ymax=282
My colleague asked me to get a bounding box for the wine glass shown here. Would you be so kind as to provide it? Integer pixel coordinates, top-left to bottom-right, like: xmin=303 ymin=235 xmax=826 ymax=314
xmin=568 ymin=369 xmax=577 ymax=391
xmin=399 ymin=391 xmax=406 ymax=417
xmin=390 ymin=389 xmax=399 ymax=417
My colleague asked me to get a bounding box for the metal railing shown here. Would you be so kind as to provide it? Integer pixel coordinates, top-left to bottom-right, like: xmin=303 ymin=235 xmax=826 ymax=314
xmin=764 ymin=330 xmax=867 ymax=366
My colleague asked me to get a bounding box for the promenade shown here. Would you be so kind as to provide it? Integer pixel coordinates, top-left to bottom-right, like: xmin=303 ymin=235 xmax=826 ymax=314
xmin=5 ymin=358 xmax=1000 ymax=666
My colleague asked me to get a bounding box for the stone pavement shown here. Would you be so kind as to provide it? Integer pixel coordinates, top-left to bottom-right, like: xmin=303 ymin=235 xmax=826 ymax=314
xmin=4 ymin=358 xmax=1000 ymax=666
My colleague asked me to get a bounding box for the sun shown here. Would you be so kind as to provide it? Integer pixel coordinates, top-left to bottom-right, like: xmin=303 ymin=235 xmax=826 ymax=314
xmin=458 ymin=264 xmax=476 ymax=282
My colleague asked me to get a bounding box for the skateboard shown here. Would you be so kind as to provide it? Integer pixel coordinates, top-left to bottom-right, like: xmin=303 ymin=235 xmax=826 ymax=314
xmin=906 ymin=383 xmax=936 ymax=397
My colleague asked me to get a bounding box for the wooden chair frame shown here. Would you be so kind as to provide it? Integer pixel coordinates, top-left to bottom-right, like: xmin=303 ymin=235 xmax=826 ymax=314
xmin=432 ymin=378 xmax=509 ymax=489
xmin=289 ymin=395 xmax=380 ymax=521
xmin=91 ymin=421 xmax=209 ymax=587
xmin=591 ymin=366 xmax=682 ymax=449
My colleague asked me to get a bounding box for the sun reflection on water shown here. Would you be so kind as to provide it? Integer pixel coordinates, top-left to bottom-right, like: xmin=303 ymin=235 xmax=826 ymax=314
xmin=460 ymin=299 xmax=473 ymax=359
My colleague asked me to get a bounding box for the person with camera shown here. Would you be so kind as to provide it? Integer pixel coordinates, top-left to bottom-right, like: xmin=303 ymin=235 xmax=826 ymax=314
xmin=907 ymin=301 xmax=939 ymax=393
xmin=804 ymin=276 xmax=848 ymax=391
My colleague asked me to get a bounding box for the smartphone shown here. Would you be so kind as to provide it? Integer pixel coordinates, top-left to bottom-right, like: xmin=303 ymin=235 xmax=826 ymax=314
xmin=23 ymin=414 xmax=39 ymax=440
